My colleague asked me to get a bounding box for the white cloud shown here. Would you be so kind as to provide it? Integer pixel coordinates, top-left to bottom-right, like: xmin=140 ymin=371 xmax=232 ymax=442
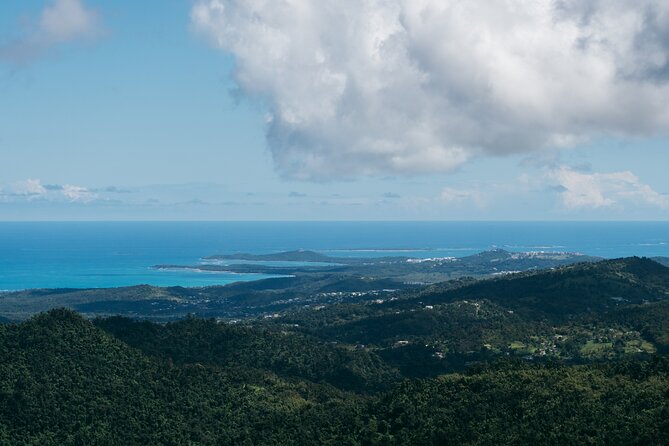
xmin=549 ymin=166 xmax=669 ymax=209
xmin=192 ymin=0 xmax=669 ymax=180
xmin=11 ymin=179 xmax=47 ymax=197
xmin=1 ymin=179 xmax=98 ymax=203
xmin=61 ymin=184 xmax=97 ymax=203
xmin=0 ymin=0 xmax=101 ymax=64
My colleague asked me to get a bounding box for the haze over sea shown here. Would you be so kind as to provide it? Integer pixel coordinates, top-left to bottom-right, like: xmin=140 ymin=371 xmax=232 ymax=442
xmin=1 ymin=221 xmax=668 ymax=291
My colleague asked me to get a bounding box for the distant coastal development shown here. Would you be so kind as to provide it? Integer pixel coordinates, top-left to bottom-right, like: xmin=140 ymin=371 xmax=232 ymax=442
xmin=154 ymin=248 xmax=601 ymax=287
xmin=0 ymin=248 xmax=601 ymax=321
xmin=1 ymin=221 xmax=668 ymax=291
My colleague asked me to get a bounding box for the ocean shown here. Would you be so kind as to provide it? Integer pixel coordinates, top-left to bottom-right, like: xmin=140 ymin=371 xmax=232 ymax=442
xmin=0 ymin=221 xmax=667 ymax=291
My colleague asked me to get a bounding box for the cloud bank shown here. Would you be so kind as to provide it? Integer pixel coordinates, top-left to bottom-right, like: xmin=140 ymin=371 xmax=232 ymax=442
xmin=0 ymin=0 xmax=101 ymax=64
xmin=2 ymin=179 xmax=98 ymax=203
xmin=192 ymin=0 xmax=669 ymax=180
xmin=549 ymin=166 xmax=669 ymax=210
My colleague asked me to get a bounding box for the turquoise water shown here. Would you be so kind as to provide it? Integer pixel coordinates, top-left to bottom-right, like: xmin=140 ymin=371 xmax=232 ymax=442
xmin=0 ymin=221 xmax=667 ymax=290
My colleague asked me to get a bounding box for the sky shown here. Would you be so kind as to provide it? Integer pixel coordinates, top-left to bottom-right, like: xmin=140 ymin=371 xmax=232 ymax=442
xmin=1 ymin=0 xmax=668 ymax=221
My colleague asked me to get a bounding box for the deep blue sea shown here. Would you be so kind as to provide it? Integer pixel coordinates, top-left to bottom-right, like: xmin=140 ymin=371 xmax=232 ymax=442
xmin=0 ymin=221 xmax=668 ymax=291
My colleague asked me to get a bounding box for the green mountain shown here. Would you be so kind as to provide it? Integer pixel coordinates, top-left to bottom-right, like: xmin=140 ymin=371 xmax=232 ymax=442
xmin=0 ymin=309 xmax=667 ymax=445
xmin=0 ymin=309 xmax=366 ymax=445
xmin=94 ymin=315 xmax=400 ymax=392
xmin=413 ymin=256 xmax=669 ymax=318
xmin=277 ymin=257 xmax=669 ymax=376
xmin=2 ymin=257 xmax=669 ymax=444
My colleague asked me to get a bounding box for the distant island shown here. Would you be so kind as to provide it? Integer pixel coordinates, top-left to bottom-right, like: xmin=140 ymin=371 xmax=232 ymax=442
xmin=205 ymin=249 xmax=339 ymax=263
xmin=155 ymin=248 xmax=602 ymax=283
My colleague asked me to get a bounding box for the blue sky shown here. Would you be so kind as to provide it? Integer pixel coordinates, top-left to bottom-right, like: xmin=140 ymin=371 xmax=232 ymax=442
xmin=1 ymin=0 xmax=668 ymax=220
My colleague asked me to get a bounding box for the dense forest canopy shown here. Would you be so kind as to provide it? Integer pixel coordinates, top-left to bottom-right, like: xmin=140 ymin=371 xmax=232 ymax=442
xmin=1 ymin=257 xmax=668 ymax=444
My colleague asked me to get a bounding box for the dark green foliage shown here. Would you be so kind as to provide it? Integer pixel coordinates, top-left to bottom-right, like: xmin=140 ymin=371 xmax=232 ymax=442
xmin=2 ymin=257 xmax=669 ymax=444
xmin=93 ymin=316 xmax=400 ymax=392
xmin=370 ymin=358 xmax=669 ymax=445
xmin=0 ymin=309 xmax=668 ymax=445
xmin=605 ymin=300 xmax=669 ymax=352
xmin=275 ymin=258 xmax=669 ymax=376
xmin=412 ymin=258 xmax=669 ymax=320
xmin=0 ymin=310 xmax=367 ymax=445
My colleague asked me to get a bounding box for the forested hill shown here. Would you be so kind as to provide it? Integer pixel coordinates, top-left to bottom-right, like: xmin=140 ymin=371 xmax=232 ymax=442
xmin=1 ymin=257 xmax=669 ymax=443
xmin=273 ymin=257 xmax=669 ymax=376
xmin=0 ymin=309 xmax=668 ymax=445
xmin=409 ymin=256 xmax=669 ymax=318
xmin=0 ymin=309 xmax=368 ymax=444
xmin=93 ymin=315 xmax=400 ymax=392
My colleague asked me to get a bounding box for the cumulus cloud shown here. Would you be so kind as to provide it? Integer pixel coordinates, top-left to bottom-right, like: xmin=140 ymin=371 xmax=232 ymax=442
xmin=549 ymin=166 xmax=669 ymax=209
xmin=0 ymin=0 xmax=101 ymax=64
xmin=11 ymin=179 xmax=47 ymax=197
xmin=192 ymin=0 xmax=669 ymax=180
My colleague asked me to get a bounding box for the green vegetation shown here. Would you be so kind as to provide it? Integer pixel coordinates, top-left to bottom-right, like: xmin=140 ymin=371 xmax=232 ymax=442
xmin=0 ymin=310 xmax=367 ymax=444
xmin=268 ymin=258 xmax=669 ymax=374
xmin=93 ymin=316 xmax=399 ymax=392
xmin=1 ymin=256 xmax=669 ymax=443
xmin=0 ymin=310 xmax=667 ymax=444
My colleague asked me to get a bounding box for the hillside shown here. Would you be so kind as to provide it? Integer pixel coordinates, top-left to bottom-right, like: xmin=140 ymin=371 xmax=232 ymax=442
xmin=94 ymin=315 xmax=400 ymax=392
xmin=0 ymin=310 xmax=365 ymax=445
xmin=277 ymin=257 xmax=669 ymax=376
xmin=1 ymin=257 xmax=669 ymax=443
xmin=413 ymin=257 xmax=669 ymax=318
xmin=0 ymin=309 xmax=667 ymax=444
